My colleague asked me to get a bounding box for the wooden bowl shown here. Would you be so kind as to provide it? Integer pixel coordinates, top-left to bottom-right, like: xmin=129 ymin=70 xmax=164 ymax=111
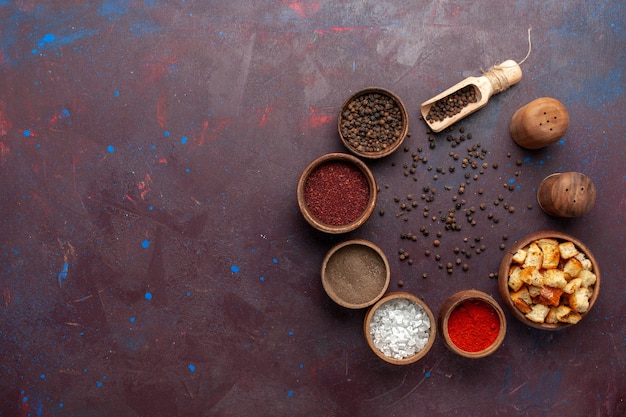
xmin=364 ymin=292 xmax=436 ymax=365
xmin=439 ymin=290 xmax=507 ymax=358
xmin=297 ymin=153 xmax=377 ymax=234
xmin=338 ymin=88 xmax=409 ymax=159
xmin=321 ymin=239 xmax=390 ymax=309
xmin=498 ymin=230 xmax=600 ymax=330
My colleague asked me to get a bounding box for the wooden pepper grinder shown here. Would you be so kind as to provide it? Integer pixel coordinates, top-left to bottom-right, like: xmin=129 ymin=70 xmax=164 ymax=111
xmin=509 ymin=97 xmax=569 ymax=149
xmin=537 ymin=172 xmax=596 ymax=217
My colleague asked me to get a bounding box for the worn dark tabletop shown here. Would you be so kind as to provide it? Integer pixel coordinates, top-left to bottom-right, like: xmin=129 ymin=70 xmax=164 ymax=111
xmin=1 ymin=1 xmax=624 ymax=416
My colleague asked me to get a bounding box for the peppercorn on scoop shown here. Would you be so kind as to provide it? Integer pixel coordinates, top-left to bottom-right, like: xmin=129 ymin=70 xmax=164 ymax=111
xmin=420 ymin=60 xmax=522 ymax=133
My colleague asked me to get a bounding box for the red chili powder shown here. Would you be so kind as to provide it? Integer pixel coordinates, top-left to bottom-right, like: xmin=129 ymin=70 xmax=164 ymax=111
xmin=304 ymin=161 xmax=370 ymax=226
xmin=447 ymin=299 xmax=500 ymax=352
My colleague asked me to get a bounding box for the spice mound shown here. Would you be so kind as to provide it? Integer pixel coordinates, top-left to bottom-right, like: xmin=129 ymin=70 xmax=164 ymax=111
xmin=369 ymin=298 xmax=431 ymax=360
xmin=425 ymin=85 xmax=477 ymax=123
xmin=324 ymin=244 xmax=388 ymax=306
xmin=340 ymin=92 xmax=405 ymax=154
xmin=447 ymin=299 xmax=500 ymax=352
xmin=304 ymin=161 xmax=370 ymax=226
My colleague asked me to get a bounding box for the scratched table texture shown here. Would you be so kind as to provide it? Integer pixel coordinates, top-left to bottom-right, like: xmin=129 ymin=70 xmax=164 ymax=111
xmin=1 ymin=1 xmax=625 ymax=416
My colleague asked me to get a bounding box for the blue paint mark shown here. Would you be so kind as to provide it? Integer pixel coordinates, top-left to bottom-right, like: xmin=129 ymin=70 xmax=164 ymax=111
xmin=299 ymin=364 xmax=304 ymax=369
xmin=23 ymin=396 xmax=28 ymax=402
xmin=144 ymin=292 xmax=153 ymax=300
xmin=508 ymin=178 xmax=515 ymax=184
xmin=96 ymin=381 xmax=103 ymax=388
xmin=57 ymin=262 xmax=69 ymax=287
xmin=164 ymin=131 xmax=170 ymax=137
xmin=40 ymin=374 xmax=45 ymax=379
xmin=272 ymin=258 xmax=278 ymax=264
xmin=129 ymin=317 xmax=135 ymax=323
xmin=231 ymin=265 xmax=240 ymax=273
xmin=185 ymin=168 xmax=190 ymax=173
xmin=24 ymin=130 xmax=31 ymax=136
xmin=141 ymin=239 xmax=150 ymax=248
xmin=114 ymin=90 xmax=120 ymax=97
xmin=259 ymin=276 xmax=265 ymax=282
xmin=43 ymin=33 xmax=55 ymax=43
xmin=425 ymin=371 xmax=431 ymax=377
xmin=287 ymin=390 xmax=294 ymax=398
xmin=558 ymin=140 xmax=566 ymax=145
xmin=99 ymin=1 xmax=129 ymax=17
xmin=188 ymin=364 xmax=195 ymax=373
xmin=107 ymin=145 xmax=115 ymax=153
xmin=181 ymin=136 xmax=188 ymax=144
xmin=148 ymin=205 xmax=154 ymax=211
xmin=59 ymin=402 xmax=63 ymax=408
xmin=288 ymin=329 xmax=294 ymax=336
xmin=60 ymin=108 xmax=71 ymax=118
xmin=523 ymin=156 xmax=531 ymax=163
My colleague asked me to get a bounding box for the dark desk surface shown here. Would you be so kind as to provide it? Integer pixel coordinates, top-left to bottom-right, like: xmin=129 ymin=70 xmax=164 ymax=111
xmin=1 ymin=1 xmax=624 ymax=416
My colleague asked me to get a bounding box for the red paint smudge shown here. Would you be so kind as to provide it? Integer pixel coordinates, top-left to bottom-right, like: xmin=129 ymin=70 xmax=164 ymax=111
xmin=259 ymin=106 xmax=272 ymax=127
xmin=287 ymin=1 xmax=320 ymax=19
xmin=3 ymin=287 xmax=10 ymax=308
xmin=0 ymin=111 xmax=12 ymax=137
xmin=137 ymin=174 xmax=152 ymax=200
xmin=198 ymin=119 xmax=230 ymax=146
xmin=158 ymin=157 xmax=168 ymax=164
xmin=125 ymin=194 xmax=137 ymax=205
xmin=0 ymin=141 xmax=9 ymax=165
xmin=141 ymin=53 xmax=181 ymax=86
xmin=308 ymin=107 xmax=332 ymax=128
xmin=156 ymin=95 xmax=167 ymax=129
xmin=313 ymin=27 xmax=362 ymax=35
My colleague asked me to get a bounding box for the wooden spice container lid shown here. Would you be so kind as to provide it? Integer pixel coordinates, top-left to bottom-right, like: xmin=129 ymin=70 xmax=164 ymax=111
xmin=537 ymin=172 xmax=596 ymax=218
xmin=438 ymin=290 xmax=507 ymax=358
xmin=510 ymin=97 xmax=569 ymax=149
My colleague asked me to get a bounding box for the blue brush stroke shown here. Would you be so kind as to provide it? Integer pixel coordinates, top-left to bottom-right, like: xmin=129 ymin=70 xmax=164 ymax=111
xmin=58 ymin=261 xmax=69 ymax=287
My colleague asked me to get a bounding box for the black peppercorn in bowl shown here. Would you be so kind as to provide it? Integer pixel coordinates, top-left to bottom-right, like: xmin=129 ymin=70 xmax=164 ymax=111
xmin=338 ymin=88 xmax=409 ymax=159
xmin=297 ymin=153 xmax=378 ymax=234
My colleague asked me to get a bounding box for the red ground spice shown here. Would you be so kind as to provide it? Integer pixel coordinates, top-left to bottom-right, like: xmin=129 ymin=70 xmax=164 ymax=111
xmin=304 ymin=161 xmax=370 ymax=226
xmin=447 ymin=299 xmax=500 ymax=352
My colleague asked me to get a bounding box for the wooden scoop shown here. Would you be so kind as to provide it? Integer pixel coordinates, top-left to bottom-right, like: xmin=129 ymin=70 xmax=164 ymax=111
xmin=420 ymin=60 xmax=522 ymax=132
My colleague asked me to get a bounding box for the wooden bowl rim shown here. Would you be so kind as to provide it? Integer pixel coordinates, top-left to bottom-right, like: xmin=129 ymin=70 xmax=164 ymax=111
xmin=321 ymin=239 xmax=390 ymax=309
xmin=497 ymin=230 xmax=601 ymax=331
xmin=363 ymin=292 xmax=437 ymax=365
xmin=296 ymin=153 xmax=377 ymax=234
xmin=438 ymin=290 xmax=507 ymax=358
xmin=338 ymin=87 xmax=409 ymax=159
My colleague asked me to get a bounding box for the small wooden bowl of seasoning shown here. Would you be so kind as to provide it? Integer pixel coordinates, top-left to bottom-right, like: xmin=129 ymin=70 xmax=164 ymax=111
xmin=338 ymin=88 xmax=409 ymax=159
xmin=297 ymin=153 xmax=377 ymax=234
xmin=439 ymin=290 xmax=506 ymax=359
xmin=498 ymin=230 xmax=600 ymax=330
xmin=321 ymin=239 xmax=390 ymax=309
xmin=364 ymin=292 xmax=436 ymax=365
